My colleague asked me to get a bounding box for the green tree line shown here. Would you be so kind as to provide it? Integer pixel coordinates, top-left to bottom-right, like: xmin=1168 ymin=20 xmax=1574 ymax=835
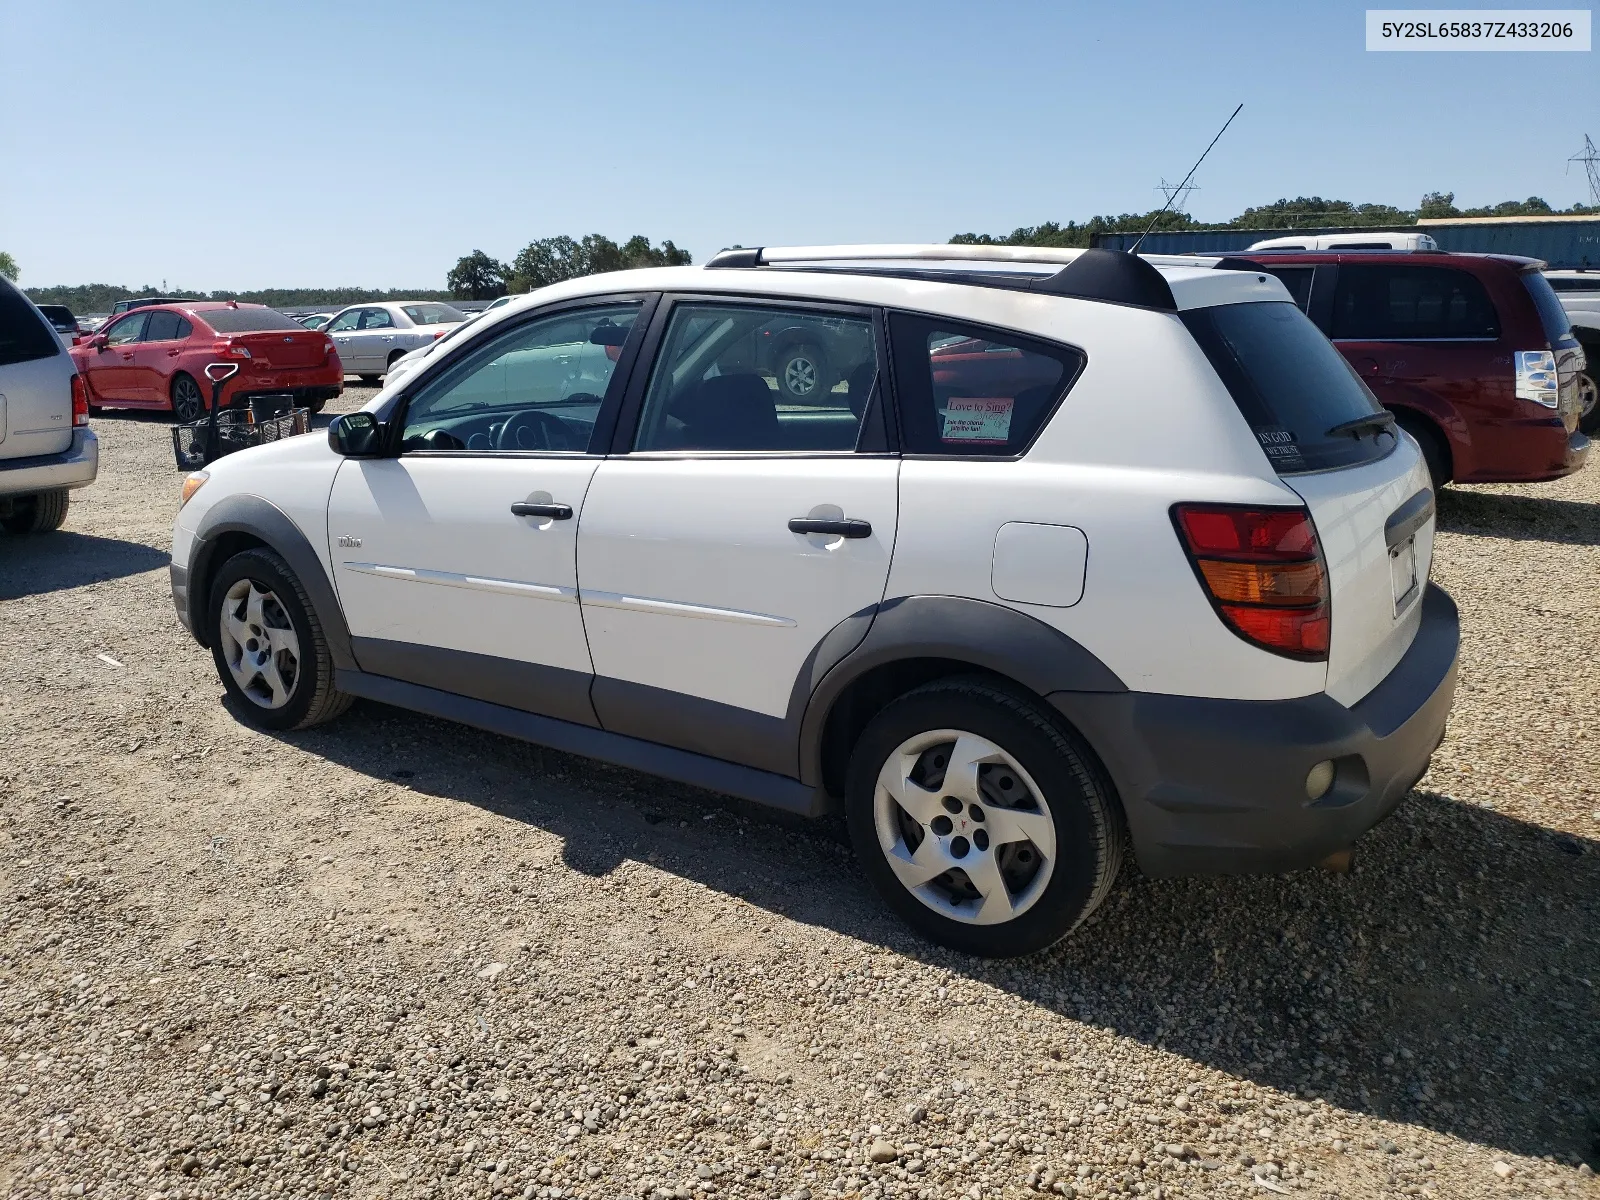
xmin=951 ymin=193 xmax=1600 ymax=248
xmin=447 ymin=234 xmax=691 ymax=300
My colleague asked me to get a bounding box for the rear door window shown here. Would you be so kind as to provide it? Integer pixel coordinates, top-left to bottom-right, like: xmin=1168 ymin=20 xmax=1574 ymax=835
xmin=0 ymin=282 xmax=62 ymax=366
xmin=143 ymin=311 xmax=182 ymax=342
xmin=1182 ymin=301 xmax=1395 ymax=474
xmin=1331 ymin=265 xmax=1499 ymax=340
xmin=887 ymin=312 xmax=1083 ymax=456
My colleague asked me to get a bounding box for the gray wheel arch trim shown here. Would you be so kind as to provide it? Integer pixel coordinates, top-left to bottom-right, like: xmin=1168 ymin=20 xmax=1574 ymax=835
xmin=797 ymin=594 xmax=1127 ymax=788
xmin=185 ymin=494 xmax=356 ymax=671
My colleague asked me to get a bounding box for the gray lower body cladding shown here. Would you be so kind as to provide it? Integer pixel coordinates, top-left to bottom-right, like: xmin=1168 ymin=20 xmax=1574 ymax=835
xmin=1051 ymin=583 xmax=1459 ymax=877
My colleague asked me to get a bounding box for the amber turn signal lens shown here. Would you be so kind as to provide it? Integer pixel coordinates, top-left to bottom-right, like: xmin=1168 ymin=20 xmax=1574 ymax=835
xmin=1197 ymin=559 xmax=1325 ymax=606
xmin=179 ymin=471 xmax=209 ymax=510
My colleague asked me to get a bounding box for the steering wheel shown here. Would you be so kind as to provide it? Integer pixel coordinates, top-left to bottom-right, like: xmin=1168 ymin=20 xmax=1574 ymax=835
xmin=495 ymin=409 xmax=572 ymax=451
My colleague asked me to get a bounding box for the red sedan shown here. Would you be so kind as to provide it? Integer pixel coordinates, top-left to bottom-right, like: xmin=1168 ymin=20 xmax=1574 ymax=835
xmin=72 ymin=302 xmax=343 ymax=421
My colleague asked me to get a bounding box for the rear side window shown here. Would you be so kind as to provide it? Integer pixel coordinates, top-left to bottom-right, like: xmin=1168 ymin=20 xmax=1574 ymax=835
xmin=202 ymin=306 xmax=305 ymax=334
xmin=1183 ymin=301 xmax=1394 ymax=474
xmin=1331 ymin=265 xmax=1499 ymax=340
xmin=887 ymin=312 xmax=1083 ymax=456
xmin=1521 ymin=270 xmax=1577 ymax=346
xmin=0 ymin=281 xmax=62 ymax=366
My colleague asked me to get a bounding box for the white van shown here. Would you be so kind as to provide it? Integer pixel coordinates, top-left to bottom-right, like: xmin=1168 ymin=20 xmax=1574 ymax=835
xmin=1248 ymin=232 xmax=1439 ymax=252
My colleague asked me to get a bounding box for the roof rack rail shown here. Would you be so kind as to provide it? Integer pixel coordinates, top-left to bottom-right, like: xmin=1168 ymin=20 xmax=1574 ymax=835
xmin=703 ymin=245 xmax=1177 ymax=311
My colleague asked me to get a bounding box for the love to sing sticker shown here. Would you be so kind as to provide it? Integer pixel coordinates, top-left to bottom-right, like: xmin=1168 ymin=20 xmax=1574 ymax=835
xmin=941 ymin=396 xmax=1014 ymax=444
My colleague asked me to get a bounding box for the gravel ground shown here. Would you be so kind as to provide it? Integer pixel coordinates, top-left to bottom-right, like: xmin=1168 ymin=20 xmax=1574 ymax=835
xmin=1 ymin=389 xmax=1596 ymax=1200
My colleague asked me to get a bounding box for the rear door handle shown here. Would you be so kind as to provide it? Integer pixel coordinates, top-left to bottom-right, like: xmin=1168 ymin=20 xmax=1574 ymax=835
xmin=788 ymin=517 xmax=871 ymax=538
xmin=511 ymin=501 xmax=573 ymax=520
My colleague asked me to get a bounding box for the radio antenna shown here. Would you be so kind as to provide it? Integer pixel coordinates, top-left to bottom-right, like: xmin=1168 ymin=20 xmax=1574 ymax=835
xmin=1128 ymin=103 xmax=1243 ymax=255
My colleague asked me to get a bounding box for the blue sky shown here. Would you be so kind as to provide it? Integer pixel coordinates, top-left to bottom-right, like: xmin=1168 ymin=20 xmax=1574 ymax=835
xmin=3 ymin=0 xmax=1596 ymax=290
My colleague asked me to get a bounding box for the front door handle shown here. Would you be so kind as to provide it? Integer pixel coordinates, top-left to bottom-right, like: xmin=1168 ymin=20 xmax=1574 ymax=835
xmin=788 ymin=517 xmax=871 ymax=538
xmin=511 ymin=501 xmax=573 ymax=520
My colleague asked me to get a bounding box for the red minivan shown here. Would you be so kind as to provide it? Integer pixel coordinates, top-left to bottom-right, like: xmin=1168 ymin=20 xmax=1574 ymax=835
xmin=1233 ymin=250 xmax=1589 ymax=486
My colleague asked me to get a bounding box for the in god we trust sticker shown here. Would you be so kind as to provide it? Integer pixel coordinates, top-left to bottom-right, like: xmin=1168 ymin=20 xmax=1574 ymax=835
xmin=941 ymin=396 xmax=1015 ymax=444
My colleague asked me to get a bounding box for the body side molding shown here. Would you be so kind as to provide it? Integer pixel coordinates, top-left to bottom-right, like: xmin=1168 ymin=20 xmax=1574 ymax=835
xmin=336 ymin=669 xmax=826 ymax=817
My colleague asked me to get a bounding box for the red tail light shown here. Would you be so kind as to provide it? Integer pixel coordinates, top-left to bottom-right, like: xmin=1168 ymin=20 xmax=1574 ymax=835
xmin=212 ymin=339 xmax=252 ymax=360
xmin=71 ymin=374 xmax=89 ymax=427
xmin=1173 ymin=503 xmax=1329 ymax=660
xmin=324 ymin=337 xmax=338 ymax=359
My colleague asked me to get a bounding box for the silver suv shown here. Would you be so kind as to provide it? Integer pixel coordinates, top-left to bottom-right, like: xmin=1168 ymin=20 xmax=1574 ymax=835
xmin=0 ymin=279 xmax=98 ymax=534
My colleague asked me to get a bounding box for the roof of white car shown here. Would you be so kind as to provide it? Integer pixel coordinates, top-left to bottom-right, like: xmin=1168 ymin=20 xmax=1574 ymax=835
xmin=483 ymin=246 xmax=1287 ymax=319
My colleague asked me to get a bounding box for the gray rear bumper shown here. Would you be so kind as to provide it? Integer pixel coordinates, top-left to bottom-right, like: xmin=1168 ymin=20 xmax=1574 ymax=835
xmin=1051 ymin=583 xmax=1459 ymax=877
xmin=0 ymin=427 xmax=99 ymax=498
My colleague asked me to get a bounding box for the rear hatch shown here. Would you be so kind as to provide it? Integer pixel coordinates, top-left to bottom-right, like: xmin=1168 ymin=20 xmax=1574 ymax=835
xmin=0 ymin=280 xmax=73 ymax=461
xmin=1521 ymin=267 xmax=1585 ymax=431
xmin=1183 ymin=300 xmax=1434 ymax=706
xmin=203 ymin=306 xmax=330 ymax=370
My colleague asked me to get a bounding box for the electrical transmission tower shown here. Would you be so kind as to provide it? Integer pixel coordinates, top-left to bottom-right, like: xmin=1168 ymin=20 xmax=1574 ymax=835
xmin=1569 ymin=135 xmax=1600 ymax=205
xmin=1155 ymin=177 xmax=1199 ymax=213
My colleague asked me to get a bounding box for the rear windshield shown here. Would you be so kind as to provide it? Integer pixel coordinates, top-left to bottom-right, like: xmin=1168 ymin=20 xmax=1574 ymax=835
xmin=1182 ymin=301 xmax=1394 ymax=474
xmin=201 ymin=306 xmax=305 ymax=334
xmin=402 ymin=303 xmax=466 ymax=326
xmin=0 ymin=281 xmax=62 ymax=366
xmin=1522 ymin=270 xmax=1578 ymax=346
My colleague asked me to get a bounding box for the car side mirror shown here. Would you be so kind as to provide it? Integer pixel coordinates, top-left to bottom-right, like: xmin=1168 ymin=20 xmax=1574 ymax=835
xmin=88 ymin=335 xmax=107 ymax=351
xmin=328 ymin=411 xmax=385 ymax=457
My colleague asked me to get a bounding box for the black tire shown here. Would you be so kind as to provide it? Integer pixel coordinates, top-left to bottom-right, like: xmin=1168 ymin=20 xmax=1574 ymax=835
xmin=171 ymin=373 xmax=206 ymax=424
xmin=207 ymin=547 xmax=352 ymax=731
xmin=1578 ymin=371 xmax=1599 ymax=437
xmin=1394 ymin=410 xmax=1450 ymax=490
xmin=305 ymin=396 xmax=327 ymax=415
xmin=844 ymin=677 xmax=1124 ymax=958
xmin=358 ymin=374 xmax=381 ymax=386
xmin=775 ymin=343 xmax=832 ymax=403
xmin=2 ymin=489 xmax=70 ymax=535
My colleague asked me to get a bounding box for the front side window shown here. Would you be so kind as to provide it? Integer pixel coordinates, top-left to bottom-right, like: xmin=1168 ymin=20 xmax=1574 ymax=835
xmin=104 ymin=313 xmax=148 ymax=346
xmin=143 ymin=311 xmax=182 ymax=342
xmin=632 ymin=303 xmax=879 ymax=452
xmin=359 ymin=308 xmax=395 ymax=331
xmin=1331 ymin=265 xmax=1500 ymax=340
xmin=325 ymin=309 xmax=361 ymax=333
xmin=400 ymin=302 xmax=641 ymax=453
xmin=887 ymin=312 xmax=1082 ymax=457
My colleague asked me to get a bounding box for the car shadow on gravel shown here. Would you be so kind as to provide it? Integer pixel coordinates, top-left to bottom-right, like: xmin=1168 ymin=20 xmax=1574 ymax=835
xmin=0 ymin=531 xmax=168 ymax=599
xmin=262 ymin=701 xmax=1599 ymax=1168
xmin=1438 ymin=488 xmax=1600 ymax=546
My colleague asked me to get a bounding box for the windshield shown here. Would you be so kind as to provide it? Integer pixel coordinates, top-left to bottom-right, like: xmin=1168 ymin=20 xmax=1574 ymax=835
xmin=1522 ymin=270 xmax=1578 ymax=346
xmin=202 ymin=307 xmax=306 ymax=334
xmin=402 ymin=303 xmax=467 ymax=326
xmin=1183 ymin=301 xmax=1393 ymax=474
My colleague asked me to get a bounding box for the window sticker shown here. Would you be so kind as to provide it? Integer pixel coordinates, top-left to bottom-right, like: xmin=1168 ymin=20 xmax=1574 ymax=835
xmin=1255 ymin=425 xmax=1306 ymax=469
xmin=941 ymin=396 xmax=1015 ymax=444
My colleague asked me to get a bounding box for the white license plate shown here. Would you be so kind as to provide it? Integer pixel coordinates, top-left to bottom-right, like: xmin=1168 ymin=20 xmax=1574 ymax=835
xmin=1390 ymin=535 xmax=1419 ymax=613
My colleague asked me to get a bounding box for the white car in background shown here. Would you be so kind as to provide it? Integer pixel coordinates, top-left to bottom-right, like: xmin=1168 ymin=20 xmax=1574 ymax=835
xmin=1543 ymin=270 xmax=1600 ymax=433
xmin=1248 ymin=232 xmax=1439 ymax=251
xmin=324 ymin=301 xmax=468 ymax=383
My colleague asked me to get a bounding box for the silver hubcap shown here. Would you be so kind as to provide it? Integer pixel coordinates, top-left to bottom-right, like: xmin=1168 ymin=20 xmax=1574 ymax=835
xmin=1579 ymin=372 xmax=1597 ymax=419
xmin=218 ymin=580 xmax=300 ymax=709
xmin=784 ymin=356 xmax=818 ymax=395
xmin=873 ymin=729 xmax=1056 ymax=925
